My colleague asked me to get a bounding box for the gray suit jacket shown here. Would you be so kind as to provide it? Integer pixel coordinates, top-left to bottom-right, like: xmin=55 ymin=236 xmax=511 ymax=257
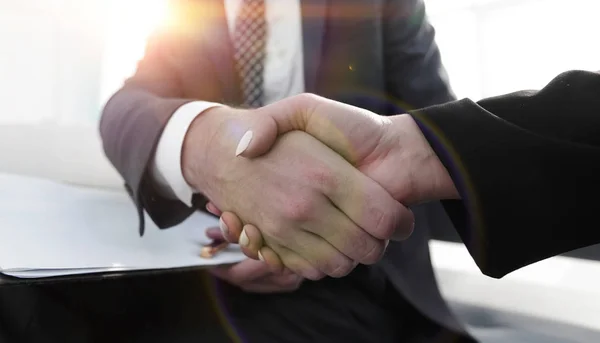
xmin=100 ymin=0 xmax=473 ymax=341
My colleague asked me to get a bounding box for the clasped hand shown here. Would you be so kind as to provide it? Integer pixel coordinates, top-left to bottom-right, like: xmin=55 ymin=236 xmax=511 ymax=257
xmin=186 ymin=94 xmax=456 ymax=280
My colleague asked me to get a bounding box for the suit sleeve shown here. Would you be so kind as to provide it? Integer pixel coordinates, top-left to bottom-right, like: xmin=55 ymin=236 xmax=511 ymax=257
xmin=99 ymin=18 xmax=200 ymax=235
xmin=409 ymin=70 xmax=600 ymax=278
xmin=383 ymin=0 xmax=455 ymax=109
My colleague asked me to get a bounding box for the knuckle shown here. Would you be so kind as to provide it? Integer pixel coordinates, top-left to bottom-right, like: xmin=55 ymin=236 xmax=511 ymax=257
xmin=303 ymin=268 xmax=326 ymax=281
xmin=264 ymin=224 xmax=283 ymax=238
xmin=317 ymin=249 xmax=354 ymax=278
xmin=350 ymin=234 xmax=379 ymax=263
xmin=259 ymin=224 xmax=286 ymax=244
xmin=371 ymin=205 xmax=401 ymax=239
xmin=359 ymin=240 xmax=386 ymax=265
xmin=295 ymin=92 xmax=320 ymax=104
xmin=280 ymin=197 xmax=316 ymax=222
xmin=327 ymin=259 xmax=355 ymax=278
xmin=290 ymin=93 xmax=323 ymax=118
xmin=307 ymin=273 xmax=326 ymax=281
xmin=306 ymin=166 xmax=338 ymax=195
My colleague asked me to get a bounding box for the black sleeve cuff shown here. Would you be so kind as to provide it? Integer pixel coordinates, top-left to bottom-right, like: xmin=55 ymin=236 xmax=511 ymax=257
xmin=408 ymin=99 xmax=504 ymax=277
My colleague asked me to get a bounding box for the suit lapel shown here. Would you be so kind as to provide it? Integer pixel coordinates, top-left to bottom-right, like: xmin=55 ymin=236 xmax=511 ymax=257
xmin=301 ymin=0 xmax=328 ymax=93
xmin=199 ymin=0 xmax=241 ymax=102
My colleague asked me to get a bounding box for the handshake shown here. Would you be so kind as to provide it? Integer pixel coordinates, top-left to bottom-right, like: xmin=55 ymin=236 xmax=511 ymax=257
xmin=183 ymin=94 xmax=459 ymax=280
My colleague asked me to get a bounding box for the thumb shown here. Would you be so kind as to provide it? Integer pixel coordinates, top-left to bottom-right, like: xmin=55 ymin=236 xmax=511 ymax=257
xmin=235 ymin=95 xmax=314 ymax=158
xmin=234 ymin=113 xmax=279 ymax=158
xmin=235 ymin=94 xmax=371 ymax=165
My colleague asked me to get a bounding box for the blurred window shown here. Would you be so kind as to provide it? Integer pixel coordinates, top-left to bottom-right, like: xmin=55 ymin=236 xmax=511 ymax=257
xmin=427 ymin=0 xmax=600 ymax=99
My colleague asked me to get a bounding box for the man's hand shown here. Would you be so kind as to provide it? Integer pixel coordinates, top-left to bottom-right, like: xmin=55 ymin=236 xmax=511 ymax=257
xmin=234 ymin=94 xmax=459 ymax=204
xmin=213 ymin=94 xmax=458 ymax=266
xmin=206 ymin=228 xmax=303 ymax=293
xmin=183 ymin=106 xmax=412 ymax=280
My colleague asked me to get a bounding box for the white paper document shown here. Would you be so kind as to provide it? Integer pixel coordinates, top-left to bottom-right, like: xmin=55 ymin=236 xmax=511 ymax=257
xmin=0 ymin=173 xmax=246 ymax=279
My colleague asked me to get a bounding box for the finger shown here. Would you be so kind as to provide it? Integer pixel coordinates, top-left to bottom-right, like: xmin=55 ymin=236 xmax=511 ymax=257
xmin=209 ymin=259 xmax=271 ymax=285
xmin=219 ymin=212 xmax=244 ymax=243
xmin=238 ymin=224 xmax=264 ymax=260
xmin=205 ymin=227 xmax=225 ymax=241
xmin=235 ymin=94 xmax=319 ymax=158
xmin=238 ymin=97 xmax=406 ymax=241
xmin=323 ymin=160 xmax=409 ymax=241
xmin=306 ymin=207 xmax=386 ymax=265
xmin=234 ymin=113 xmax=278 ymax=158
xmin=391 ymin=207 xmax=415 ymax=241
xmin=268 ymin=273 xmax=303 ymax=290
xmin=231 ymin=186 xmax=361 ymax=277
xmin=241 ymin=274 xmax=303 ymax=294
xmin=258 ymin=245 xmax=284 ymax=274
xmin=265 ymin=229 xmax=352 ymax=279
xmin=291 ymin=231 xmax=357 ymax=278
xmin=237 ymin=94 xmax=373 ymax=162
xmin=267 ymin=242 xmax=326 ymax=281
xmin=206 ymin=202 xmax=223 ymax=216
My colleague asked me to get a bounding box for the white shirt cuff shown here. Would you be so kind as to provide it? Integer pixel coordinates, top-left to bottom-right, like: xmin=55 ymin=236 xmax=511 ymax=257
xmin=151 ymin=101 xmax=223 ymax=207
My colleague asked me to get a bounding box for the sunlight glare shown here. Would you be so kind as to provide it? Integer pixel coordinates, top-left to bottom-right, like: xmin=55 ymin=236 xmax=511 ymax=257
xmin=100 ymin=0 xmax=169 ymax=103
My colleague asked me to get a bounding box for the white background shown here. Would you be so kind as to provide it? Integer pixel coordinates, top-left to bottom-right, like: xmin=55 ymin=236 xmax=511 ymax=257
xmin=427 ymin=0 xmax=600 ymax=100
xmin=2 ymin=0 xmax=600 ymax=125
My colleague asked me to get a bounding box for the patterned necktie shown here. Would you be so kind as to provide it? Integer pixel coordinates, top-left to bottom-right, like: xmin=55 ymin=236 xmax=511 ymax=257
xmin=233 ymin=0 xmax=267 ymax=107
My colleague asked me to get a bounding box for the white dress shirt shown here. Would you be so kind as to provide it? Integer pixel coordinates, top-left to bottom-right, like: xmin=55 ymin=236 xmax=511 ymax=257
xmin=152 ymin=0 xmax=304 ymax=206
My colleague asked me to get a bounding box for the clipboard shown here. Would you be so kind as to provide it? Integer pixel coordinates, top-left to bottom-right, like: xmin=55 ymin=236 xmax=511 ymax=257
xmin=0 ymin=173 xmax=245 ymax=285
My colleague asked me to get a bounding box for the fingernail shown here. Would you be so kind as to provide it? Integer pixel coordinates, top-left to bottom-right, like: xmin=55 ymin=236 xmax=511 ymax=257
xmin=235 ymin=130 xmax=253 ymax=156
xmin=258 ymin=251 xmax=265 ymax=261
xmin=219 ymin=217 xmax=228 ymax=236
xmin=206 ymin=203 xmax=215 ymax=215
xmin=239 ymin=229 xmax=249 ymax=247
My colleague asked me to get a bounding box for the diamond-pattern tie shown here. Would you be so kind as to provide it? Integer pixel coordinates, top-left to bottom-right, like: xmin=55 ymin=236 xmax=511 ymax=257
xmin=233 ymin=0 xmax=267 ymax=107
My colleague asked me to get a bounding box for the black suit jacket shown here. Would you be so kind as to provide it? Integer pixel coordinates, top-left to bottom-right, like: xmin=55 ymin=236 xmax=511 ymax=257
xmin=410 ymin=70 xmax=600 ymax=279
xmin=100 ymin=0 xmax=471 ymax=340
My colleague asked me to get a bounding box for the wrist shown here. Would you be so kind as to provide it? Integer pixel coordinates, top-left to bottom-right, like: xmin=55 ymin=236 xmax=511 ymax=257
xmin=181 ymin=106 xmax=238 ymax=194
xmin=389 ymin=114 xmax=459 ymax=202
